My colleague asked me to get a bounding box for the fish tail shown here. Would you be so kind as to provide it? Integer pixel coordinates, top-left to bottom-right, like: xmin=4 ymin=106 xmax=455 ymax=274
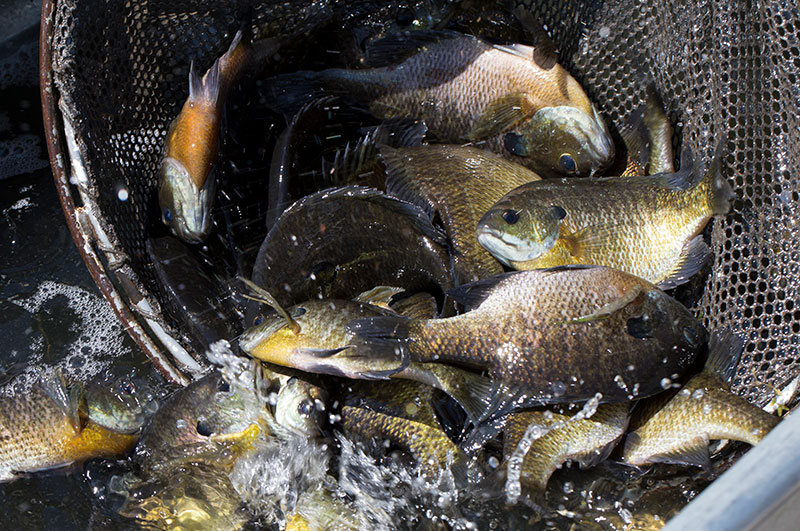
xmin=189 ymin=58 xmax=221 ymax=110
xmin=699 ymin=138 xmax=734 ymax=216
xmin=704 ymin=328 xmax=744 ymax=384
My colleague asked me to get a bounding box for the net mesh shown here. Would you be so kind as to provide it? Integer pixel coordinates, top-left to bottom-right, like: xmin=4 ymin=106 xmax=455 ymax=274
xmin=48 ymin=0 xmax=800 ymax=405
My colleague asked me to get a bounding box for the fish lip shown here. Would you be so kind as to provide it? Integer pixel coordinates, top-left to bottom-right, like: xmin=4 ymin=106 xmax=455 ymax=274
xmin=476 ymin=224 xmax=544 ymax=263
xmin=158 ymin=157 xmax=214 ymax=243
xmin=238 ymin=318 xmax=287 ymax=354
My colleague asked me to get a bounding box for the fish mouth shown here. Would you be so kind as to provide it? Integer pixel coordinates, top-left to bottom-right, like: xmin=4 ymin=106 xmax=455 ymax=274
xmin=238 ymin=317 xmax=288 ymax=355
xmin=158 ymin=157 xmax=214 ymax=243
xmin=476 ymin=225 xmax=546 ymax=264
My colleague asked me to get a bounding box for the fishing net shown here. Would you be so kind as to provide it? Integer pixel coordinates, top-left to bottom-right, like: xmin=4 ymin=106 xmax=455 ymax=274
xmin=42 ymin=0 xmax=800 ymax=405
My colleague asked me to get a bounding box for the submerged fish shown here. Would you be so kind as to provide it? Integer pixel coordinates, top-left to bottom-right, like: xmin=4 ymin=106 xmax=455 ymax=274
xmin=252 ymin=186 xmax=452 ymax=311
xmin=623 ymin=331 xmax=780 ymax=469
xmin=0 ymin=372 xmax=139 ymax=481
xmin=381 ymin=144 xmax=542 ymax=284
xmin=119 ymin=462 xmax=249 ymax=531
xmin=239 ymin=297 xmax=494 ymax=425
xmin=158 ymin=31 xmax=258 ymax=243
xmin=341 ymin=380 xmax=462 ymax=477
xmin=84 ymin=375 xmax=158 ymax=435
xmin=135 ymin=372 xmax=266 ymax=476
xmin=347 ymin=266 xmax=705 ymax=414
xmin=476 ymin=142 xmax=733 ymax=289
xmin=503 ymin=403 xmax=629 ymax=501
xmin=267 ymin=30 xmax=613 ymax=176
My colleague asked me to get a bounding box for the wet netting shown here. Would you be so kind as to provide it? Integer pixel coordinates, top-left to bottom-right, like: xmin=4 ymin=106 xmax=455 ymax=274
xmin=45 ymin=0 xmax=800 ymax=405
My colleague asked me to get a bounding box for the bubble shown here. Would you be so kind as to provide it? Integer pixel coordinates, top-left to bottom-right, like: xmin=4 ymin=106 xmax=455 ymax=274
xmin=563 ymin=481 xmax=574 ymax=494
xmin=691 ymin=389 xmax=705 ymax=399
xmin=552 ymin=381 xmax=566 ymax=397
xmin=660 ymin=377 xmax=672 ymax=389
xmin=117 ymin=187 xmax=129 ymax=201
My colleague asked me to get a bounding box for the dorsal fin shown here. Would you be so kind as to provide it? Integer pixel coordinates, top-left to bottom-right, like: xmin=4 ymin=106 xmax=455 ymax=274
xmin=364 ymin=29 xmax=472 ymax=67
xmin=512 ymin=6 xmax=558 ymax=69
xmin=446 ymin=272 xmax=519 ymax=309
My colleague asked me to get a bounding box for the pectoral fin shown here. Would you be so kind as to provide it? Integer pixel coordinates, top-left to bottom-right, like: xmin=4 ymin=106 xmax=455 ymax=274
xmin=565 ymin=286 xmax=643 ymax=324
xmin=468 ymin=93 xmax=536 ymax=140
xmin=564 ymin=223 xmax=625 ymax=261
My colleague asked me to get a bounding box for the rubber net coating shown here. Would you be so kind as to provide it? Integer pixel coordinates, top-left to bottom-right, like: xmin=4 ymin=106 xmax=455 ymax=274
xmin=49 ymin=0 xmax=800 ymax=405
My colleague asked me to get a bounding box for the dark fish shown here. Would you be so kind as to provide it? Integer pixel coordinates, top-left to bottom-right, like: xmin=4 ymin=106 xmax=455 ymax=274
xmin=381 ymin=144 xmax=542 ymax=285
xmin=252 ymin=186 xmax=453 ymax=311
xmin=348 ymin=266 xmax=705 ymax=418
xmin=503 ymin=403 xmax=629 ymax=501
xmin=476 ymin=141 xmax=733 ymax=289
xmin=148 ymin=236 xmax=241 ymax=353
xmin=619 ymin=86 xmax=675 ymax=177
xmin=266 ymin=30 xmax=613 ymax=176
xmin=623 ymin=331 xmax=780 ymax=469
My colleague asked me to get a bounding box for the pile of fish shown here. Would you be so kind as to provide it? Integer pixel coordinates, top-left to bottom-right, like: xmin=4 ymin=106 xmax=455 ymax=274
xmin=9 ymin=2 xmax=786 ymax=529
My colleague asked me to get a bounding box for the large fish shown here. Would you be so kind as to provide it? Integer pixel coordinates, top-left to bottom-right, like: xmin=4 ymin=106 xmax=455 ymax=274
xmin=503 ymin=403 xmax=629 ymax=502
xmin=476 ymin=142 xmax=733 ymax=289
xmin=381 ymin=144 xmax=542 ymax=285
xmin=266 ymin=30 xmax=613 ymax=176
xmin=0 ymin=372 xmax=140 ymax=481
xmin=623 ymin=331 xmax=780 ymax=469
xmin=347 ymin=266 xmax=705 ymax=417
xmin=158 ymin=31 xmax=257 ymax=243
xmin=251 ymin=186 xmax=453 ymax=312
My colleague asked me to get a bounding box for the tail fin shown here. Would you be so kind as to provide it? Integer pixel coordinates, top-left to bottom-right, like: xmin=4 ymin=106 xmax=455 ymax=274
xmin=189 ymin=58 xmax=221 ymax=108
xmin=701 ymin=137 xmax=734 ymax=215
xmin=704 ymin=328 xmax=744 ymax=385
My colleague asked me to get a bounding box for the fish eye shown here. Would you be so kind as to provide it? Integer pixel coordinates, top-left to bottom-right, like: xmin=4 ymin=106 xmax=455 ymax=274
xmin=217 ymin=379 xmax=230 ymax=393
xmin=298 ymin=399 xmax=314 ymax=417
xmin=560 ymin=153 xmax=577 ymax=174
xmin=501 ymin=209 xmax=519 ymax=225
xmin=253 ymin=315 xmax=265 ymax=326
xmin=196 ymin=420 xmax=213 ymax=437
xmin=293 ymin=307 xmax=307 ymax=318
xmin=551 ymin=205 xmax=567 ymax=220
xmin=162 ymin=208 xmax=173 ymax=224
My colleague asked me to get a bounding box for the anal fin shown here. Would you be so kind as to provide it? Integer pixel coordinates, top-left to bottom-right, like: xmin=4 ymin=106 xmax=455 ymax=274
xmin=651 ymin=436 xmax=712 ymax=471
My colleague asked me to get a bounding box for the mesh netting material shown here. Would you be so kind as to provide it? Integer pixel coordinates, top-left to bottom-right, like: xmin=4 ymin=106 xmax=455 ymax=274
xmin=49 ymin=0 xmax=800 ymax=405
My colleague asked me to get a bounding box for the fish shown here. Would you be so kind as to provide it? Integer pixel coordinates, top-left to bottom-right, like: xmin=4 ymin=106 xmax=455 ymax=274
xmin=623 ymin=331 xmax=780 ymax=469
xmin=274 ymin=376 xmax=328 ymax=439
xmin=341 ymin=380 xmax=463 ymax=477
xmin=157 ymin=31 xmax=258 ymax=243
xmin=619 ymin=86 xmax=675 ymax=177
xmin=239 ymin=296 xmax=496 ymax=425
xmin=347 ymin=266 xmax=706 ymax=419
xmin=0 ymin=372 xmax=139 ymax=481
xmin=148 ymin=236 xmax=242 ymax=353
xmin=83 ymin=375 xmax=158 ymax=435
xmin=266 ymin=30 xmax=613 ymax=176
xmin=251 ymin=186 xmax=453 ymax=312
xmin=134 ymin=372 xmax=267 ymax=476
xmin=381 ymin=144 xmax=542 ymax=285
xmin=502 ymin=403 xmax=629 ymax=502
xmin=476 ymin=141 xmax=733 ymax=289
xmin=119 ymin=462 xmax=249 ymax=531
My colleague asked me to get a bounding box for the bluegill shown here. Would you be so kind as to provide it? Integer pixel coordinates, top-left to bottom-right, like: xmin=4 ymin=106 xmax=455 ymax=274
xmin=267 ymin=30 xmax=613 ymax=176
xmin=347 ymin=266 xmax=705 ymax=417
xmin=623 ymin=331 xmax=780 ymax=469
xmin=381 ymin=144 xmax=542 ymax=284
xmin=476 ymin=142 xmax=733 ymax=289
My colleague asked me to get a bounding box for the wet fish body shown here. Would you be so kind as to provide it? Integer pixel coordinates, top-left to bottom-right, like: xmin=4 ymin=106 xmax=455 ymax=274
xmin=348 ymin=266 xmax=705 ymax=411
xmin=503 ymin=403 xmax=629 ymax=499
xmin=252 ymin=186 xmax=453 ymax=311
xmin=623 ymin=332 xmax=780 ymax=468
xmin=268 ymin=30 xmax=613 ymax=176
xmin=477 ymin=144 xmax=733 ymax=289
xmin=381 ymin=144 xmax=542 ymax=284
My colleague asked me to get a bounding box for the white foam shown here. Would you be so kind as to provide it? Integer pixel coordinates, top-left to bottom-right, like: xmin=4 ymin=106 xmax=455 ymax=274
xmin=0 ymin=135 xmax=48 ymax=179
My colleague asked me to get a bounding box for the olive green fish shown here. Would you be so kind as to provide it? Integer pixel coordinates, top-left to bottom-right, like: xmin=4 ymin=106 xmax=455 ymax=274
xmin=347 ymin=266 xmax=705 ymax=415
xmin=238 ymin=296 xmax=496 ymax=425
xmin=252 ymin=186 xmax=453 ymax=311
xmin=503 ymin=403 xmax=629 ymax=501
xmin=267 ymin=30 xmax=613 ymax=176
xmin=341 ymin=380 xmax=463 ymax=477
xmin=476 ymin=142 xmax=733 ymax=289
xmin=381 ymin=144 xmax=542 ymax=285
xmin=274 ymin=376 xmax=328 ymax=439
xmin=0 ymin=372 xmax=139 ymax=481
xmin=623 ymin=331 xmax=780 ymax=469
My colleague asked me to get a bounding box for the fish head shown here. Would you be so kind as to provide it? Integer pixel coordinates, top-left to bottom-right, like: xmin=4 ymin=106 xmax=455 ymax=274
xmin=85 ymin=376 xmax=159 ymax=434
xmin=274 ymin=377 xmax=328 ymax=438
xmin=476 ymin=197 xmax=566 ymax=264
xmin=626 ymin=287 xmax=707 ymax=357
xmin=239 ymin=304 xmax=317 ymax=364
xmin=506 ymin=105 xmax=614 ymax=177
xmin=157 ymin=156 xmax=214 ymax=243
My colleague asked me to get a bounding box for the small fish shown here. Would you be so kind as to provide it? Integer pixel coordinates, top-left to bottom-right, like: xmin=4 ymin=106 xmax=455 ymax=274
xmin=239 ymin=297 xmax=495 ymax=425
xmin=119 ymin=462 xmax=249 ymax=531
xmin=619 ymin=86 xmax=675 ymax=177
xmin=252 ymin=186 xmax=453 ymax=311
xmin=623 ymin=331 xmax=780 ymax=469
xmin=0 ymin=372 xmax=138 ymax=481
xmin=267 ymin=30 xmax=613 ymax=176
xmin=503 ymin=403 xmax=629 ymax=501
xmin=84 ymin=375 xmax=158 ymax=435
xmin=341 ymin=380 xmax=463 ymax=477
xmin=347 ymin=266 xmax=705 ymax=417
xmin=381 ymin=144 xmax=542 ymax=285
xmin=135 ymin=372 xmax=266 ymax=476
xmin=274 ymin=376 xmax=328 ymax=439
xmin=476 ymin=141 xmax=733 ymax=289
xmin=158 ymin=31 xmax=254 ymax=243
